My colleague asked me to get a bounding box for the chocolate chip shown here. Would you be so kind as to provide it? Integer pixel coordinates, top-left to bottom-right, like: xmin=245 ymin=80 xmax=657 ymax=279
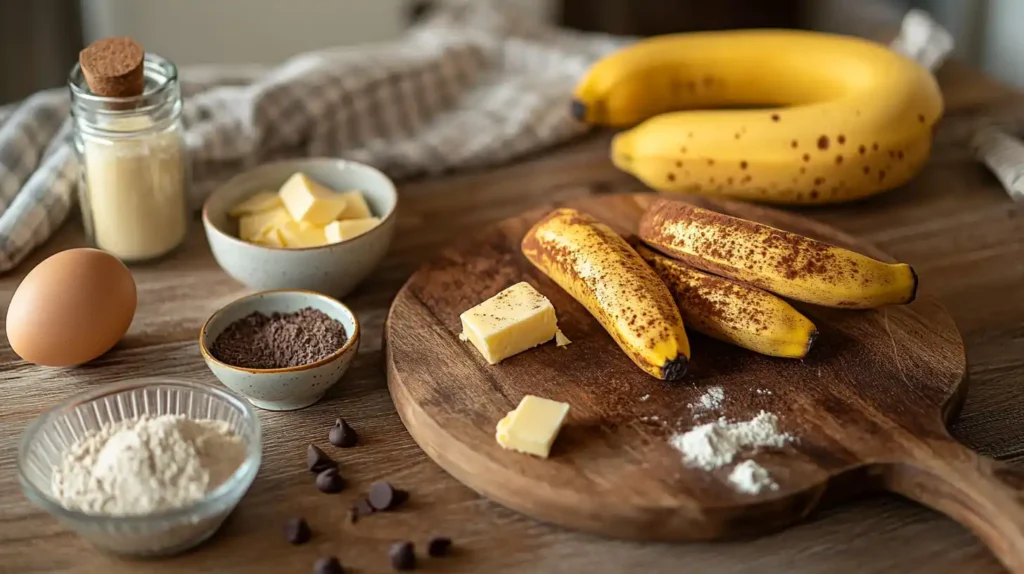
xmin=329 ymin=418 xmax=358 ymax=448
xmin=369 ymin=481 xmax=407 ymax=510
xmin=389 ymin=541 xmax=416 ymax=571
xmin=313 ymin=556 xmax=344 ymax=574
xmin=285 ymin=517 xmax=311 ymax=544
xmin=427 ymin=536 xmax=452 ymax=557
xmin=355 ymin=498 xmax=375 ymax=516
xmin=316 ymin=468 xmax=345 ymax=493
xmin=347 ymin=498 xmax=375 ymax=524
xmin=393 ymin=489 xmax=409 ymax=507
xmin=308 ymin=444 xmax=335 ymax=473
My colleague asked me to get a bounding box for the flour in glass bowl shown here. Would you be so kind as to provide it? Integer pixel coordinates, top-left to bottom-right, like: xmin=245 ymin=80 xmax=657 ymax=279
xmin=52 ymin=414 xmax=246 ymax=515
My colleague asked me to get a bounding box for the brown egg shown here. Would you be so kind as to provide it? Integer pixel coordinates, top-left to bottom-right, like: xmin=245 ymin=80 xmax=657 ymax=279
xmin=6 ymin=248 xmax=137 ymax=366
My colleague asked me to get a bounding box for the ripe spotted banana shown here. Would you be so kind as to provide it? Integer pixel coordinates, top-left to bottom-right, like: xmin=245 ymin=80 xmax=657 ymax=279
xmin=634 ymin=243 xmax=816 ymax=359
xmin=521 ymin=208 xmax=690 ymax=380
xmin=572 ymin=30 xmax=943 ymax=204
xmin=639 ymin=198 xmax=917 ymax=309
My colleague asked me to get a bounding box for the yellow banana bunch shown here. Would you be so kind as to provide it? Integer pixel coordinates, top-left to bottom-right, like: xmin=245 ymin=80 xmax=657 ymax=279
xmin=572 ymin=30 xmax=943 ymax=204
xmin=521 ymin=208 xmax=690 ymax=380
xmin=635 ymin=244 xmax=817 ymax=359
xmin=639 ymin=198 xmax=917 ymax=309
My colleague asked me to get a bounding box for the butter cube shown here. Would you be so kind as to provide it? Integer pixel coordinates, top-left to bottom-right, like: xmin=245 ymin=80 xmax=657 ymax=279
xmin=459 ymin=282 xmax=557 ymax=365
xmin=239 ymin=207 xmax=291 ymax=242
xmin=229 ymin=191 xmax=282 ymax=217
xmin=277 ymin=220 xmax=328 ymax=248
xmin=278 ymin=172 xmax=347 ymax=225
xmin=256 ymin=227 xmax=286 ymax=248
xmin=495 ymin=395 xmax=570 ymax=458
xmin=325 ymin=217 xmax=380 ymax=243
xmin=336 ymin=190 xmax=373 ymax=220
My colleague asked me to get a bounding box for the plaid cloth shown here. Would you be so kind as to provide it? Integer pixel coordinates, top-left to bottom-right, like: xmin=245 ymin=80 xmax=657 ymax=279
xmin=0 ymin=0 xmax=626 ymax=273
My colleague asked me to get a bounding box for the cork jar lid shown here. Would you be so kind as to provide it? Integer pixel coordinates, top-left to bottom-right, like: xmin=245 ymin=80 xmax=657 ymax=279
xmin=79 ymin=37 xmax=146 ymax=98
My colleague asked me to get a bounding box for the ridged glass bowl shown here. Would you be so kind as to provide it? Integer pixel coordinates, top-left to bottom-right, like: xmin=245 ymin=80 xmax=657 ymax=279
xmin=17 ymin=379 xmax=262 ymax=556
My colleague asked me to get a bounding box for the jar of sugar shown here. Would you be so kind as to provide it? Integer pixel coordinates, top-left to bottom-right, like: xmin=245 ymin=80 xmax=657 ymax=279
xmin=68 ymin=37 xmax=189 ymax=262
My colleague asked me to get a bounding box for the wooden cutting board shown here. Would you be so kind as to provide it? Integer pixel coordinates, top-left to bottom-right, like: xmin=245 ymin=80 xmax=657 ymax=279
xmin=385 ymin=193 xmax=1024 ymax=571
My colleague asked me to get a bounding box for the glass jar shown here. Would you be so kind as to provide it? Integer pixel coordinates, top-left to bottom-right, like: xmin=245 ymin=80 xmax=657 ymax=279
xmin=68 ymin=53 xmax=190 ymax=263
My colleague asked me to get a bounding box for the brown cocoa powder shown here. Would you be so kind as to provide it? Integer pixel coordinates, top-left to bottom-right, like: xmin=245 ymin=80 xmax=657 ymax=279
xmin=210 ymin=307 xmax=347 ymax=369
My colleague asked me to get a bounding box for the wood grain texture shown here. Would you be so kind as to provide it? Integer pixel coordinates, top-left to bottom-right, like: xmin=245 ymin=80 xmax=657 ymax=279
xmin=386 ymin=193 xmax=1024 ymax=566
xmin=0 ymin=61 xmax=1023 ymax=573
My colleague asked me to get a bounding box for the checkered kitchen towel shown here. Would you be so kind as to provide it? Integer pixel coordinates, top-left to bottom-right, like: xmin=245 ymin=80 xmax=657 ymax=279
xmin=0 ymin=0 xmax=627 ymax=273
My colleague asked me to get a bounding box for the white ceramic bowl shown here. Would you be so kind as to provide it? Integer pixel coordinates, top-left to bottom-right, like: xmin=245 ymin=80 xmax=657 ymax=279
xmin=202 ymin=158 xmax=397 ymax=299
xmin=199 ymin=289 xmax=360 ymax=411
xmin=18 ymin=379 xmax=261 ymax=557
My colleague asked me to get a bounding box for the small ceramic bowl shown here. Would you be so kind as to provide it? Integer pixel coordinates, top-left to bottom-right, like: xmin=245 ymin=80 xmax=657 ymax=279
xmin=199 ymin=290 xmax=360 ymax=411
xmin=18 ymin=378 xmax=261 ymax=557
xmin=202 ymin=158 xmax=398 ymax=299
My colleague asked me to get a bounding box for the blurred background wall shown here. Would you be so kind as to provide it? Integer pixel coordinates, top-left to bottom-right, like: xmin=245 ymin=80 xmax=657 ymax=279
xmin=1 ymin=0 xmax=1021 ymax=105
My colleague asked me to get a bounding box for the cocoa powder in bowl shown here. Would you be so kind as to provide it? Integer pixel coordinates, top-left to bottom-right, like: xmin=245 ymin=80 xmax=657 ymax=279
xmin=210 ymin=307 xmax=347 ymax=369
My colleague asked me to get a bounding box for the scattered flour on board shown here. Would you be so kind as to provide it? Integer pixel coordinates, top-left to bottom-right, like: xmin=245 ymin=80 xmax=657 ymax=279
xmin=639 ymin=394 xmax=650 ymax=402
xmin=668 ymin=411 xmax=792 ymax=471
xmin=728 ymin=460 xmax=779 ymax=494
xmin=756 ymin=388 xmax=772 ymax=395
xmin=688 ymin=386 xmax=725 ymax=411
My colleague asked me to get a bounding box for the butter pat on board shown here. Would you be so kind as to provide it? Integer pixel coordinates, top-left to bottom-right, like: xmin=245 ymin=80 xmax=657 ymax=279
xmin=459 ymin=282 xmax=557 ymax=365
xmin=279 ymin=172 xmax=348 ymax=225
xmin=495 ymin=395 xmax=570 ymax=458
xmin=555 ymin=329 xmax=571 ymax=347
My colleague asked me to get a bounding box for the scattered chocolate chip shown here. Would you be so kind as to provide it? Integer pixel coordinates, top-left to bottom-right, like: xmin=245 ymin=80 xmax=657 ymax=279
xmin=389 ymin=541 xmax=416 ymax=571
xmin=330 ymin=418 xmax=358 ymax=448
xmin=369 ymin=481 xmax=407 ymax=510
xmin=393 ymin=489 xmax=409 ymax=506
xmin=285 ymin=517 xmax=311 ymax=544
xmin=314 ymin=556 xmax=344 ymax=574
xmin=354 ymin=498 xmax=375 ymax=516
xmin=347 ymin=498 xmax=375 ymax=524
xmin=316 ymin=468 xmax=345 ymax=493
xmin=427 ymin=536 xmax=452 ymax=557
xmin=308 ymin=444 xmax=335 ymax=473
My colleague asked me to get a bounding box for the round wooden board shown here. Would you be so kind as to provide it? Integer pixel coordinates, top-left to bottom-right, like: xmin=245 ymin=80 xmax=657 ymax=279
xmin=385 ymin=192 xmax=968 ymax=542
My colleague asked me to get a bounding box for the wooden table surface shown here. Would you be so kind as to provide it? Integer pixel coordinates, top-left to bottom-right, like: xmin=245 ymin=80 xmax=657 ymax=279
xmin=1 ymin=62 xmax=1023 ymax=574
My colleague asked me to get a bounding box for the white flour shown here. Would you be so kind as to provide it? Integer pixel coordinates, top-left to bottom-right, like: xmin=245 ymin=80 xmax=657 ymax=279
xmin=669 ymin=411 xmax=791 ymax=471
xmin=728 ymin=460 xmax=779 ymax=494
xmin=689 ymin=386 xmax=725 ymax=411
xmin=52 ymin=415 xmax=246 ymax=515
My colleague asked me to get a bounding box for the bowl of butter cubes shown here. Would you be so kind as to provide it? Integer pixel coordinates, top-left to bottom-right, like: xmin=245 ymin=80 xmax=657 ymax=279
xmin=202 ymin=158 xmax=397 ymax=298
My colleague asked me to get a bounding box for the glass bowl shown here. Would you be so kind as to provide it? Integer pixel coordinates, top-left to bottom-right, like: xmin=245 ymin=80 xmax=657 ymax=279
xmin=17 ymin=378 xmax=262 ymax=556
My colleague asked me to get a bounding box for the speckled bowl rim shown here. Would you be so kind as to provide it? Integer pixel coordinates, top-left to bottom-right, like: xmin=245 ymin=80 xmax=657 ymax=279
xmin=200 ymin=157 xmax=398 ymax=253
xmin=199 ymin=289 xmax=361 ymax=374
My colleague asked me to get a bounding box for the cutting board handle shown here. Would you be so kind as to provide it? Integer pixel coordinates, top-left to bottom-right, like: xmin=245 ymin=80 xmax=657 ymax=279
xmin=885 ymin=436 xmax=1024 ymax=573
